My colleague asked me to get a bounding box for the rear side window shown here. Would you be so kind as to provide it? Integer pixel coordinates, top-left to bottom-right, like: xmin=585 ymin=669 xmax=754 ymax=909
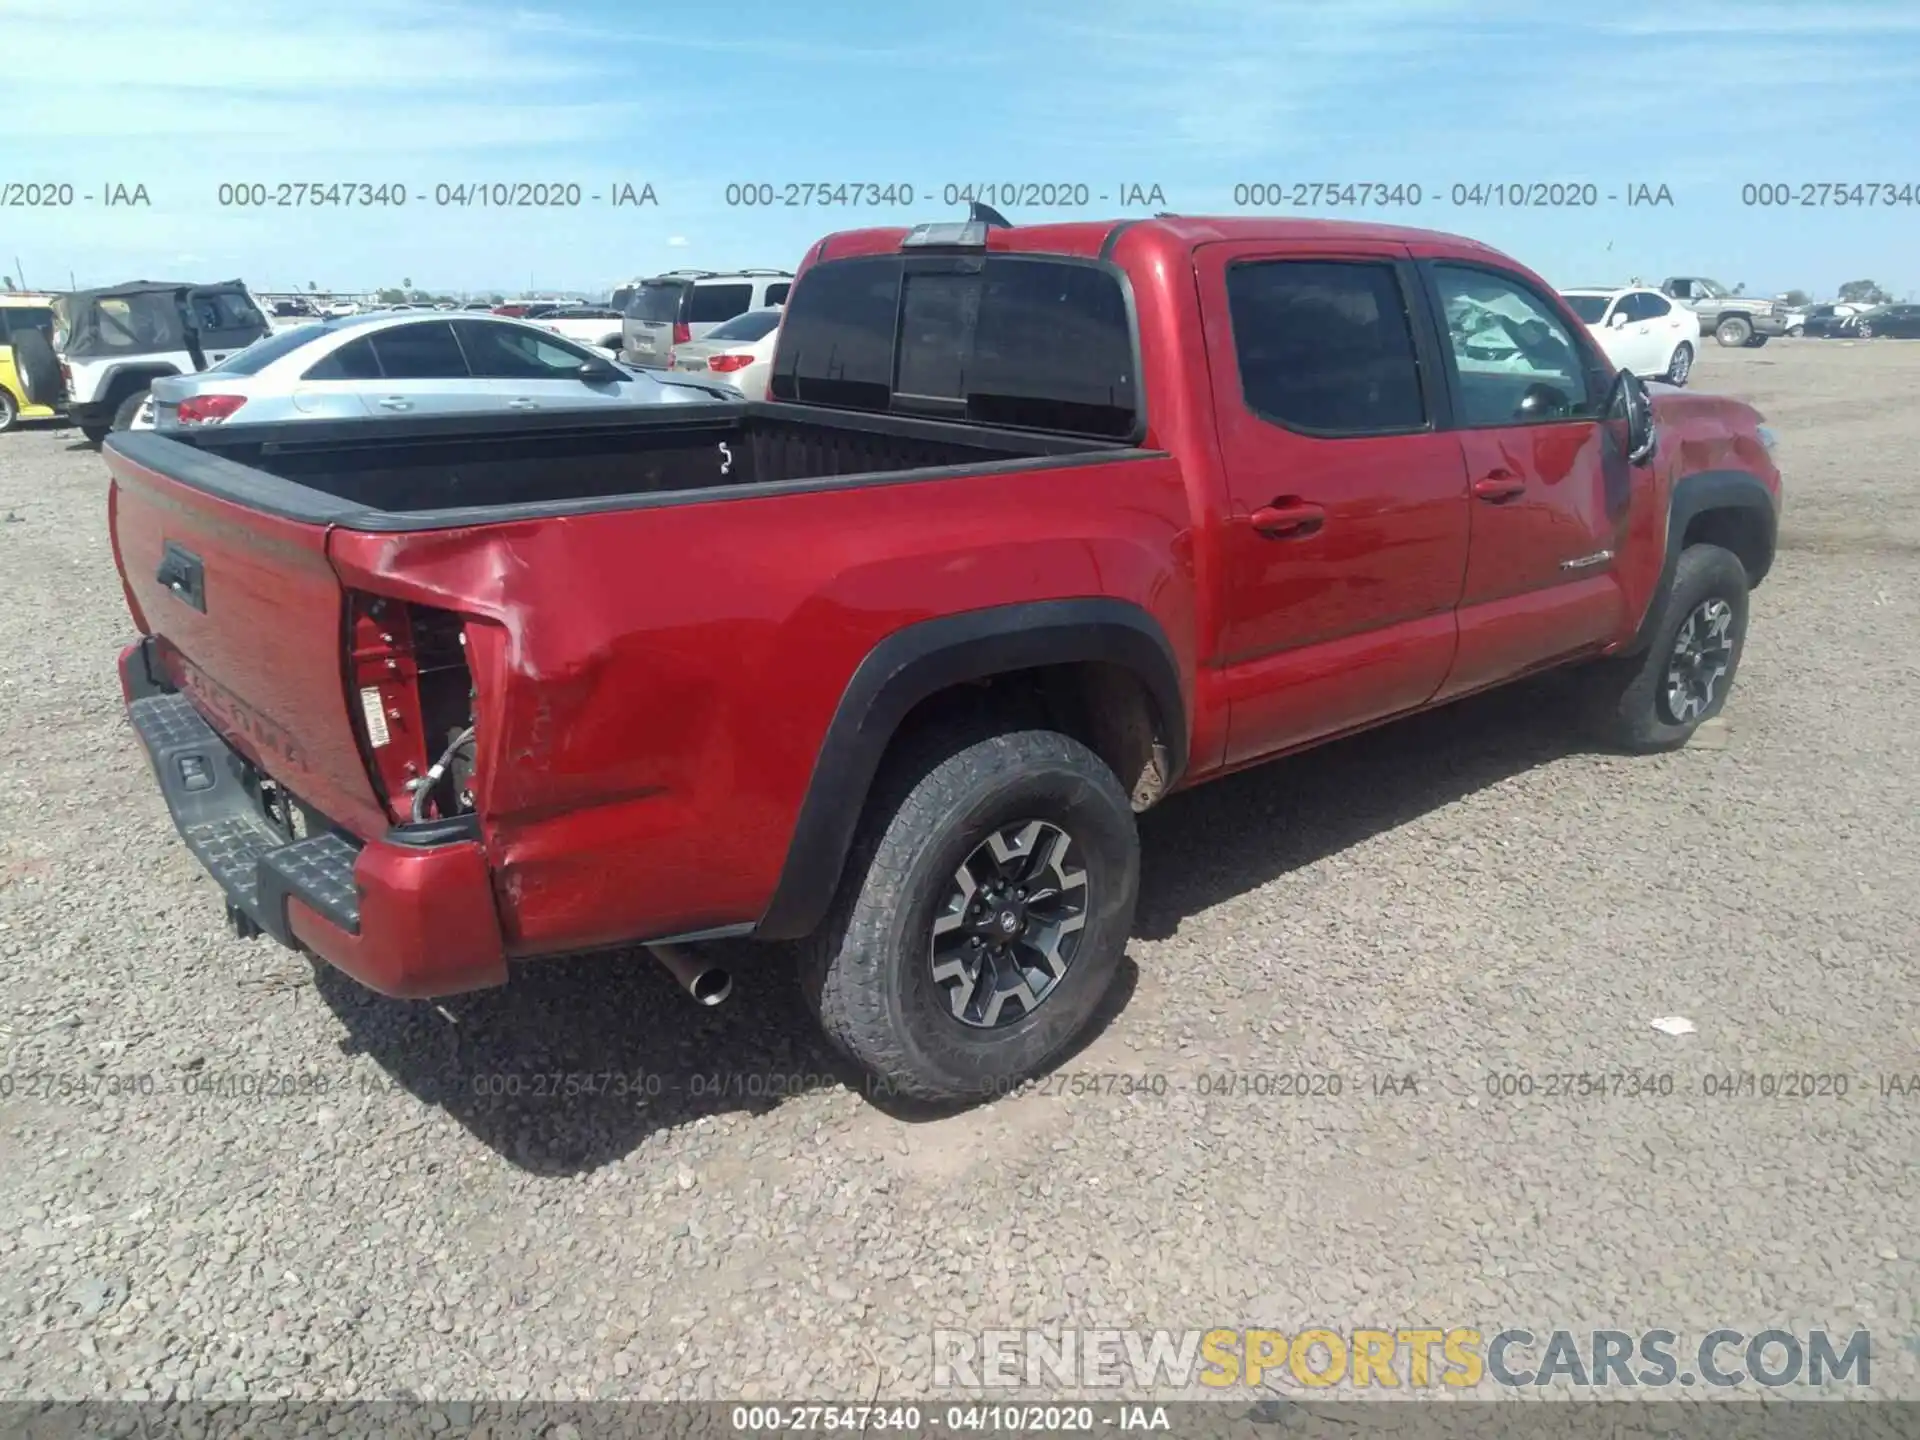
xmin=626 ymin=282 xmax=689 ymax=323
xmin=213 ymin=324 xmax=328 ymax=374
xmin=772 ymin=255 xmax=1138 ymax=438
xmin=763 ymin=282 xmax=791 ymax=306
xmin=370 ymin=321 xmax=469 ymax=379
xmin=689 ymin=283 xmax=753 ymax=323
xmin=1225 ymin=260 xmax=1426 ymax=435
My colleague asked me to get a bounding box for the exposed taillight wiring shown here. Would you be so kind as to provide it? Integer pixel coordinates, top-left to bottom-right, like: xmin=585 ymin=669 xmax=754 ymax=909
xmin=344 ymin=592 xmax=479 ymax=825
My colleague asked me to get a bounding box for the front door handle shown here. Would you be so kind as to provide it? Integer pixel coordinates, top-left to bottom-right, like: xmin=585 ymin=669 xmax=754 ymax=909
xmin=507 ymin=397 xmax=539 ymax=410
xmin=377 ymin=397 xmax=413 ymax=412
xmin=1472 ymin=472 xmax=1527 ymax=503
xmin=1250 ymin=499 xmax=1326 ymax=539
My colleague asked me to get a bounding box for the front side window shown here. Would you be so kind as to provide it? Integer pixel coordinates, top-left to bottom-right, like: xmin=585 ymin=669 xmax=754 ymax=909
xmin=1225 ymin=259 xmax=1426 ymax=436
xmin=455 ymin=321 xmax=595 ymax=378
xmin=1431 ymin=264 xmax=1592 ymax=427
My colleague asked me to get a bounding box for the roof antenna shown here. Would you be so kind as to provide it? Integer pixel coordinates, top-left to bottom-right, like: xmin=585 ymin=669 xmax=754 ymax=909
xmin=968 ymin=200 xmax=1012 ymax=229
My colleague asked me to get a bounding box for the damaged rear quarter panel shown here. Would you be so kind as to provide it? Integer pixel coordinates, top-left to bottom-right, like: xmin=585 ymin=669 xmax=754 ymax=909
xmin=324 ymin=455 xmax=1196 ymax=959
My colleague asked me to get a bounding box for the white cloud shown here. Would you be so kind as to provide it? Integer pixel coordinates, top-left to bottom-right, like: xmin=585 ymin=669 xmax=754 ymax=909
xmin=666 ymin=236 xmax=691 ymax=248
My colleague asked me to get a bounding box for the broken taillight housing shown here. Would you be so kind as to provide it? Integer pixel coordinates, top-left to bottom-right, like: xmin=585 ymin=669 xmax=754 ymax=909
xmin=344 ymin=592 xmax=478 ymax=825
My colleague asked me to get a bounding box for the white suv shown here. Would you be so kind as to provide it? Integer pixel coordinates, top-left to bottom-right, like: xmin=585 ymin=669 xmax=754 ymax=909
xmin=617 ymin=269 xmax=792 ymax=369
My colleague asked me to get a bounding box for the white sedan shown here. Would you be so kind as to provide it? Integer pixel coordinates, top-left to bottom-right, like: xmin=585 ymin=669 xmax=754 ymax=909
xmin=1559 ymin=286 xmax=1701 ymax=386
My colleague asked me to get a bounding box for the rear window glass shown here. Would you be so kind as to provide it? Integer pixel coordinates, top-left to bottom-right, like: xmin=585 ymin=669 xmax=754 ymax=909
xmin=626 ymin=282 xmax=688 ymax=323
xmin=1 ymin=307 xmax=53 ymax=342
xmin=304 ymin=335 xmax=383 ymax=380
xmin=705 ymin=310 xmax=781 ymax=343
xmin=1560 ymin=294 xmax=1610 ymax=324
xmin=771 ymin=255 xmax=1138 ymax=438
xmin=212 ymin=324 xmax=328 ymax=374
xmin=192 ymin=290 xmax=266 ymax=333
xmin=689 ymin=283 xmax=753 ymax=323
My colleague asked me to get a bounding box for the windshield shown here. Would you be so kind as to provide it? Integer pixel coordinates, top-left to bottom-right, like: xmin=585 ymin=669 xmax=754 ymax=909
xmin=209 ymin=324 xmax=328 ymax=373
xmin=705 ymin=310 xmax=781 ymax=343
xmin=625 ymin=281 xmax=689 ymax=323
xmin=1560 ymin=294 xmax=1611 ymax=324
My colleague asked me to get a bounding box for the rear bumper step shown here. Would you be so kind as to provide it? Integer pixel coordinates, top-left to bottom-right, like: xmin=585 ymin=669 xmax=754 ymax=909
xmin=124 ymin=660 xmax=508 ymax=998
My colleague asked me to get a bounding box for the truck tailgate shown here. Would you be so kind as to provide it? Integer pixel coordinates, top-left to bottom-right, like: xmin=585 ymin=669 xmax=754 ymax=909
xmin=107 ymin=438 xmax=388 ymax=838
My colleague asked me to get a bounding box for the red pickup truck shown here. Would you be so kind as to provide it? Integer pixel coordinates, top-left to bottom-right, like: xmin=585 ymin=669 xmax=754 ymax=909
xmin=105 ymin=213 xmax=1782 ymax=1102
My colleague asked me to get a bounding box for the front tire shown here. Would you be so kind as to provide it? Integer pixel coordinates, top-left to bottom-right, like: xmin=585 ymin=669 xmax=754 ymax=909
xmin=800 ymin=727 xmax=1139 ymax=1104
xmin=0 ymin=390 xmax=17 ymax=432
xmin=1787 ymin=325 xmax=1805 ymax=338
xmin=80 ymin=424 xmax=110 ymax=447
xmin=1664 ymin=342 xmax=1694 ymax=386
xmin=1574 ymin=544 xmax=1750 ymax=754
xmin=1714 ymin=315 xmax=1753 ymax=347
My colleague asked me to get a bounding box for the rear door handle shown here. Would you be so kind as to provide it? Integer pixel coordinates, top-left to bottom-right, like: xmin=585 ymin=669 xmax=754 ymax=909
xmin=507 ymin=397 xmax=539 ymax=410
xmin=377 ymin=397 xmax=413 ymax=412
xmin=1250 ymin=500 xmax=1326 ymax=539
xmin=1472 ymin=472 xmax=1527 ymax=503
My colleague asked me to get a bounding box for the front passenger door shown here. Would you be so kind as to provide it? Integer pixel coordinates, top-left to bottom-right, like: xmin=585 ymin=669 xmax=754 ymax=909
xmin=1425 ymin=263 xmax=1629 ymax=699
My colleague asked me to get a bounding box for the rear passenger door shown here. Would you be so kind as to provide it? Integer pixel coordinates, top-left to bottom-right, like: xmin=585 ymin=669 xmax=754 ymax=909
xmin=1194 ymin=241 xmax=1470 ymax=764
xmin=350 ymin=321 xmax=478 ymax=416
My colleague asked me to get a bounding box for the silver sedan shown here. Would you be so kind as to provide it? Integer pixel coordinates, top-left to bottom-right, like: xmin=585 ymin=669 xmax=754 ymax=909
xmin=135 ymin=311 xmax=738 ymax=430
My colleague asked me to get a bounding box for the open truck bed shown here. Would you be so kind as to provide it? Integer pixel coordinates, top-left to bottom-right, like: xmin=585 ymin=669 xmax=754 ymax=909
xmin=103 ymin=396 xmax=1172 ymax=998
xmin=111 ymin=400 xmax=1132 ymax=530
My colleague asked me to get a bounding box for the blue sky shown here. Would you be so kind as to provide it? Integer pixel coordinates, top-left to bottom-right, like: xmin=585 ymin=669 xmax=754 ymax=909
xmin=6 ymin=0 xmax=1918 ymax=298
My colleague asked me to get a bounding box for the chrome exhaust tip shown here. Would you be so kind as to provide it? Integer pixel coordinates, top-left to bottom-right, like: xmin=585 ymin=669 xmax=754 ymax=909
xmin=646 ymin=942 xmax=733 ymax=1006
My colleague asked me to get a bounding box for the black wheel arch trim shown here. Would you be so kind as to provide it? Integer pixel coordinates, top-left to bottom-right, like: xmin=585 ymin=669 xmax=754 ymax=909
xmin=753 ymin=598 xmax=1189 ymax=941
xmin=1627 ymin=468 xmax=1778 ymax=653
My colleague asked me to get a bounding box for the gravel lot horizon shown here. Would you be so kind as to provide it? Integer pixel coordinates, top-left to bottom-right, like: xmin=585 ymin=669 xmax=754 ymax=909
xmin=2 ymin=339 xmax=1917 ymax=1406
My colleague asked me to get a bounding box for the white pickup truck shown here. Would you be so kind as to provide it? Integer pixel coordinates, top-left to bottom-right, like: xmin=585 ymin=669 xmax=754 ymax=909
xmin=528 ymin=307 xmax=626 ymax=354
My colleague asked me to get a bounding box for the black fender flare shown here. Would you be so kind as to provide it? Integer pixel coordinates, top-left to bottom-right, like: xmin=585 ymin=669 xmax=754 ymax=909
xmin=1627 ymin=468 xmax=1778 ymax=653
xmin=97 ymin=362 xmax=183 ymax=409
xmin=754 ymin=598 xmax=1189 ymax=941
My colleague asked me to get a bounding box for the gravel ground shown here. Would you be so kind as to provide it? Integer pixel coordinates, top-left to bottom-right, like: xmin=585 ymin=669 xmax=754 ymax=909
xmin=1 ymin=339 xmax=1917 ymax=1406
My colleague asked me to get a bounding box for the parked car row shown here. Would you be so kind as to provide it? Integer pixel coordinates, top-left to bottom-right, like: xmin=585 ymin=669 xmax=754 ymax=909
xmin=2 ymin=247 xmax=1907 ymax=444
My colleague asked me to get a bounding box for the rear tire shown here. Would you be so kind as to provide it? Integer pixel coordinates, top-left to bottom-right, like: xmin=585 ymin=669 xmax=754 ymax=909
xmin=1787 ymin=324 xmax=1805 ymax=338
xmin=1574 ymin=544 xmax=1750 ymax=754
xmin=111 ymin=389 xmax=150 ymax=432
xmin=799 ymin=726 xmax=1139 ymax=1104
xmin=1714 ymin=315 xmax=1753 ymax=347
xmin=80 ymin=424 xmax=110 ymax=447
xmin=0 ymin=390 xmax=16 ymax=432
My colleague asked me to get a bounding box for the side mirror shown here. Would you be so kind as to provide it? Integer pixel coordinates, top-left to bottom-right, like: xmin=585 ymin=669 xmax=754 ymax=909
xmin=1605 ymin=367 xmax=1657 ymax=465
xmin=1608 ymin=310 xmax=1630 ymax=329
xmin=577 ymin=357 xmax=623 ymax=383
